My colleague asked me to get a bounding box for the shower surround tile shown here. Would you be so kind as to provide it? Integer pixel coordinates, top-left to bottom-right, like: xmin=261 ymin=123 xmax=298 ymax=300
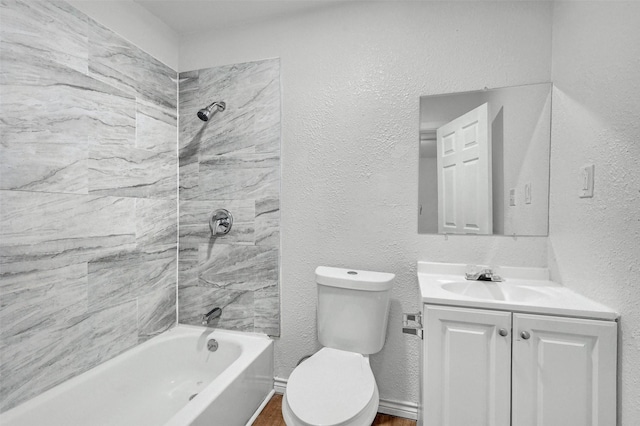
xmin=136 ymin=99 xmax=177 ymax=152
xmin=87 ymin=245 xmax=176 ymax=312
xmin=179 ymin=162 xmax=199 ymax=201
xmin=197 ymin=59 xmax=281 ymax=157
xmin=197 ymin=152 xmax=279 ymax=201
xmin=0 ymin=191 xmax=136 ymax=248
xmin=0 ymin=50 xmax=137 ymax=147
xmin=178 ymin=59 xmax=281 ymax=335
xmin=0 ymin=234 xmax=137 ymax=277
xmin=255 ymin=196 xmax=280 ymax=246
xmin=0 ymin=0 xmax=177 ymax=412
xmin=88 ymin=19 xmax=177 ymax=110
xmin=198 ymin=244 xmax=278 ymax=291
xmin=178 ymin=284 xmax=254 ymax=331
xmin=179 ymin=199 xmax=255 ymax=245
xmin=0 ymin=263 xmax=88 ymax=340
xmin=215 ymin=291 xmax=255 ymax=331
xmin=177 ymin=70 xmax=201 ymax=148
xmin=88 ymin=145 xmax=176 ymax=199
xmin=254 ymin=286 xmax=280 ymax=336
xmin=135 ymin=198 xmax=178 ymax=247
xmin=0 ymin=142 xmax=88 ymax=194
xmin=77 ymin=300 xmax=139 ymax=368
xmin=0 ymin=0 xmax=88 ymax=74
xmin=138 ymin=285 xmax=176 ymax=342
xmin=177 ymin=244 xmax=199 ymax=289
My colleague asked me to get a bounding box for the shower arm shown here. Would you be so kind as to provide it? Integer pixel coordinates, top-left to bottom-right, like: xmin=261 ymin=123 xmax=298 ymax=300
xmin=197 ymin=101 xmax=226 ymax=122
xmin=207 ymin=101 xmax=226 ymax=112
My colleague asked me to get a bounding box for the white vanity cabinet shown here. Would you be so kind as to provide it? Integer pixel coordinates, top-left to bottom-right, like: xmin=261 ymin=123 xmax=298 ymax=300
xmin=422 ymin=305 xmax=617 ymax=426
xmin=511 ymin=313 xmax=617 ymax=426
xmin=423 ymin=306 xmax=512 ymax=426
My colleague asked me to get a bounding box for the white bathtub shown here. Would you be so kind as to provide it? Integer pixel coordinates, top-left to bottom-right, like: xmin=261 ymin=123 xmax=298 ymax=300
xmin=1 ymin=325 xmax=274 ymax=426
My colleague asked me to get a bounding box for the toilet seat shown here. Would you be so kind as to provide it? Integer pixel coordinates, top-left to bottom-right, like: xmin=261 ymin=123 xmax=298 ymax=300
xmin=284 ymin=347 xmax=379 ymax=426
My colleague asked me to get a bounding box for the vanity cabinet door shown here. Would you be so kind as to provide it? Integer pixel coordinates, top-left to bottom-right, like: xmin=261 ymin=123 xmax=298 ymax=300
xmin=423 ymin=305 xmax=511 ymax=426
xmin=512 ymin=313 xmax=617 ymax=426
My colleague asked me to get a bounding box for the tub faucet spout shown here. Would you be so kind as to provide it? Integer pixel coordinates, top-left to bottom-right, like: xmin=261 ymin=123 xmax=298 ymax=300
xmin=201 ymin=307 xmax=222 ymax=325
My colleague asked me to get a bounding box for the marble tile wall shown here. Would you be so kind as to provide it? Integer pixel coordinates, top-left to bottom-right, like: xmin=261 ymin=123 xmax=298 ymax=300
xmin=178 ymin=59 xmax=281 ymax=336
xmin=0 ymin=0 xmax=177 ymax=412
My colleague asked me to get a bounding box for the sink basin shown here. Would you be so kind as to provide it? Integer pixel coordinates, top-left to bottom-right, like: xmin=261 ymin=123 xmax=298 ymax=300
xmin=441 ymin=281 xmax=544 ymax=302
xmin=417 ymin=262 xmax=619 ymax=320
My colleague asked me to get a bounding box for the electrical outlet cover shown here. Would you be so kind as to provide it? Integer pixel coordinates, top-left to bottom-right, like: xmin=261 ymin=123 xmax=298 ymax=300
xmin=579 ymin=164 xmax=595 ymax=198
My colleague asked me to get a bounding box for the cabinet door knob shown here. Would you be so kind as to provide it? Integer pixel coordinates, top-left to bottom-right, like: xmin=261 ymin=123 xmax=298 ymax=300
xmin=499 ymin=328 xmax=509 ymax=337
xmin=520 ymin=331 xmax=531 ymax=340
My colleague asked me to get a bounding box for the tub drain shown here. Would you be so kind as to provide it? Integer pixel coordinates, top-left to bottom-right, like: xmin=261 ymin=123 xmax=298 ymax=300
xmin=189 ymin=393 xmax=198 ymax=401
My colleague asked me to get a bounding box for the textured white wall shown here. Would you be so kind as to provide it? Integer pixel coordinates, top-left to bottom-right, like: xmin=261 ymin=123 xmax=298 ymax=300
xmin=549 ymin=2 xmax=640 ymax=423
xmin=179 ymin=1 xmax=551 ymax=405
xmin=67 ymin=0 xmax=179 ymax=70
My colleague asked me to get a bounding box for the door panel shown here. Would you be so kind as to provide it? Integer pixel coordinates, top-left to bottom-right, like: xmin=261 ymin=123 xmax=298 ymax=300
xmin=424 ymin=305 xmax=511 ymax=426
xmin=512 ymin=314 xmax=617 ymax=426
xmin=443 ymin=165 xmax=457 ymax=228
xmin=436 ymin=103 xmax=492 ymax=234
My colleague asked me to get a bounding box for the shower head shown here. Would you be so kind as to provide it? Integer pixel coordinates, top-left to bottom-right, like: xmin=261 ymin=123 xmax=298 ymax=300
xmin=197 ymin=101 xmax=226 ymax=122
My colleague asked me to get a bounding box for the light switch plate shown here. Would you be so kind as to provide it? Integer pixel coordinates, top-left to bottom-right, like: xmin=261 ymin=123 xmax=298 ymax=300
xmin=525 ymin=183 xmax=532 ymax=204
xmin=580 ymin=164 xmax=595 ymax=198
xmin=509 ymin=189 xmax=516 ymax=206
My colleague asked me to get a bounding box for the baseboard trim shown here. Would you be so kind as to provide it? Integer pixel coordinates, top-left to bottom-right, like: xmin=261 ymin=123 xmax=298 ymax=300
xmin=377 ymin=398 xmax=419 ymax=420
xmin=272 ymin=376 xmax=418 ymax=420
xmin=274 ymin=376 xmax=287 ymax=394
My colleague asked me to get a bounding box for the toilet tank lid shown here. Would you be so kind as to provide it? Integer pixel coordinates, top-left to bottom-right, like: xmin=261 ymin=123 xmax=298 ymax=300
xmin=316 ymin=266 xmax=395 ymax=291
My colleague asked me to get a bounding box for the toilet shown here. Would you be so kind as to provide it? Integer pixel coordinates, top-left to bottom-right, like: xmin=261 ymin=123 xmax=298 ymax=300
xmin=282 ymin=266 xmax=395 ymax=426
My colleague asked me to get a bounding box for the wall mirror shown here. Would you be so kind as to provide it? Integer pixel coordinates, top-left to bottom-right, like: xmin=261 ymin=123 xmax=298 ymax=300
xmin=418 ymin=82 xmax=552 ymax=236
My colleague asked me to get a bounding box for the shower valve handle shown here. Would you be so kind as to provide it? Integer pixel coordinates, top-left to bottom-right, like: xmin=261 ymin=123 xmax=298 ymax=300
xmin=210 ymin=209 xmax=233 ymax=236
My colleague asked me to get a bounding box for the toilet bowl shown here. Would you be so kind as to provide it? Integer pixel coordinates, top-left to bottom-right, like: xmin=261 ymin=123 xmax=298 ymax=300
xmin=282 ymin=266 xmax=394 ymax=426
xmin=282 ymin=348 xmax=379 ymax=426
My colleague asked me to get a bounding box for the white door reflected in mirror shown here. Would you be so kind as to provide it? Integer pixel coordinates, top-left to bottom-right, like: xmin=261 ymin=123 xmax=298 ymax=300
xmin=418 ymin=82 xmax=552 ymax=236
xmin=436 ymin=102 xmax=492 ymax=234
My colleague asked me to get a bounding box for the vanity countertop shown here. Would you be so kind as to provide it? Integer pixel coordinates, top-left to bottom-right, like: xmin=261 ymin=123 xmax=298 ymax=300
xmin=418 ymin=261 xmax=619 ymax=321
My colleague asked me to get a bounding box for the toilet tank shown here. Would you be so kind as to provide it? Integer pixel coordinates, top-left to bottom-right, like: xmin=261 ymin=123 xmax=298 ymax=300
xmin=316 ymin=266 xmax=394 ymax=354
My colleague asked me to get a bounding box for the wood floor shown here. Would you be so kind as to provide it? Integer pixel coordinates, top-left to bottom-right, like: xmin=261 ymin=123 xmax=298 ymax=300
xmin=252 ymin=394 xmax=417 ymax=426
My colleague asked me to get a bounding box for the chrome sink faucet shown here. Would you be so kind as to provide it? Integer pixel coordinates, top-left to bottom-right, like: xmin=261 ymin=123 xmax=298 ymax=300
xmin=465 ymin=267 xmax=504 ymax=282
xmin=201 ymin=307 xmax=222 ymax=325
